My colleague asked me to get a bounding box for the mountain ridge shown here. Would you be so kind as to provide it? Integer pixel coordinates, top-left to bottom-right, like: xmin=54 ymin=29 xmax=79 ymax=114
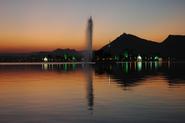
xmin=96 ymin=33 xmax=185 ymax=60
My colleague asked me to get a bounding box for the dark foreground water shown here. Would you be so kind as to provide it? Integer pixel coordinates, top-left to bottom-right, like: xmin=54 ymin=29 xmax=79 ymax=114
xmin=0 ymin=62 xmax=184 ymax=123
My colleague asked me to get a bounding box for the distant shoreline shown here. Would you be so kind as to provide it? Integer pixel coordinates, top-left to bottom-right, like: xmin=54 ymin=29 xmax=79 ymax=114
xmin=0 ymin=62 xmax=96 ymax=65
xmin=0 ymin=61 xmax=185 ymax=65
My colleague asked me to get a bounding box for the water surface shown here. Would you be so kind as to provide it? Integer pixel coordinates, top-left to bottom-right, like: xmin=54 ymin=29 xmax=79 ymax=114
xmin=0 ymin=62 xmax=184 ymax=123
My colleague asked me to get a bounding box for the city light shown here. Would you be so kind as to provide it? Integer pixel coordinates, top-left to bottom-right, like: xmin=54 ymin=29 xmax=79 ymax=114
xmin=43 ymin=57 xmax=48 ymax=62
xmin=137 ymin=55 xmax=142 ymax=62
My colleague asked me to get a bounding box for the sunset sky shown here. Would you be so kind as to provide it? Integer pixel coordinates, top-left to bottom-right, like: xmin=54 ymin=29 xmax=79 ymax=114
xmin=0 ymin=0 xmax=185 ymax=53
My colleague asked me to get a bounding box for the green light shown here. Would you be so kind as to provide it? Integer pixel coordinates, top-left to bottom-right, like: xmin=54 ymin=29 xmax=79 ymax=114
xmin=64 ymin=64 xmax=67 ymax=71
xmin=72 ymin=56 xmax=76 ymax=61
xmin=64 ymin=54 xmax=67 ymax=60
xmin=137 ymin=62 xmax=142 ymax=71
xmin=149 ymin=61 xmax=153 ymax=69
xmin=125 ymin=62 xmax=129 ymax=73
xmin=124 ymin=51 xmax=128 ymax=58
xmin=154 ymin=61 xmax=158 ymax=69
xmin=154 ymin=56 xmax=159 ymax=60
xmin=72 ymin=64 xmax=76 ymax=70
xmin=114 ymin=56 xmax=119 ymax=61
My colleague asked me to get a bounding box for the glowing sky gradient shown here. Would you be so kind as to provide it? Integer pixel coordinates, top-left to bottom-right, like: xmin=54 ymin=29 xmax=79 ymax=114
xmin=0 ymin=0 xmax=185 ymax=53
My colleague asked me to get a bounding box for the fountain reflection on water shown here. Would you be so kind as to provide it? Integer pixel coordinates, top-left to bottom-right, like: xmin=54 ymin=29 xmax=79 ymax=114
xmin=0 ymin=61 xmax=185 ymax=123
xmin=83 ymin=64 xmax=94 ymax=111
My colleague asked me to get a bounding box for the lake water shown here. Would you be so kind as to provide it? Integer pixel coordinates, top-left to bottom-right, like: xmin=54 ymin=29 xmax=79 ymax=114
xmin=0 ymin=62 xmax=184 ymax=123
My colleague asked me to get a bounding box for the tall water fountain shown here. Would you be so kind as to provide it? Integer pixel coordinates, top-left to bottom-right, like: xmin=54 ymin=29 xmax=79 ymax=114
xmin=86 ymin=16 xmax=93 ymax=62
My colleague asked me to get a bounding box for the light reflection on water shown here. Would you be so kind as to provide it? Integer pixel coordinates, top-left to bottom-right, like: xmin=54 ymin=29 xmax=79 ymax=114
xmin=0 ymin=62 xmax=184 ymax=123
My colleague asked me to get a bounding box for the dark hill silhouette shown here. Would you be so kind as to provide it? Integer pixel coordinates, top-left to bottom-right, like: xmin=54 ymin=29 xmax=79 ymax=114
xmin=33 ymin=48 xmax=81 ymax=57
xmin=96 ymin=33 xmax=185 ymax=60
xmin=160 ymin=35 xmax=185 ymax=59
xmin=96 ymin=33 xmax=160 ymax=58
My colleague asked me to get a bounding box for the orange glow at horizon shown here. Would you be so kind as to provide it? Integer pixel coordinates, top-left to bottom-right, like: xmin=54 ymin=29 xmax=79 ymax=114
xmin=0 ymin=19 xmax=184 ymax=53
xmin=0 ymin=31 xmax=182 ymax=53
